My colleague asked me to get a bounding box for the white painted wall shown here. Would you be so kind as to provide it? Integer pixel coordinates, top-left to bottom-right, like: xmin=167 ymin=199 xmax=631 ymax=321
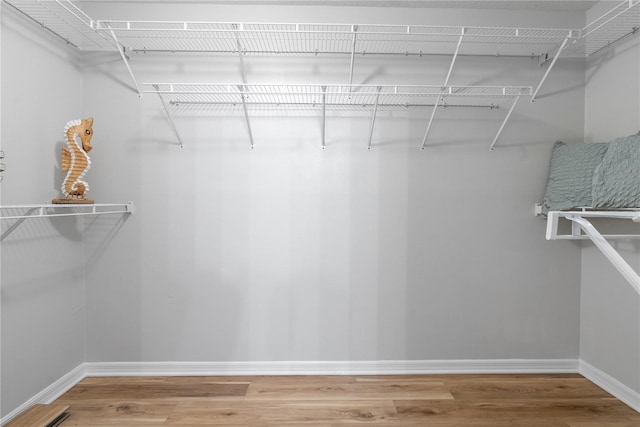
xmin=0 ymin=2 xmax=3 ymax=417
xmin=80 ymin=3 xmax=585 ymax=364
xmin=582 ymin=1 xmax=640 ymax=396
xmin=0 ymin=4 xmax=87 ymax=417
xmin=0 ymin=1 xmax=593 ymax=418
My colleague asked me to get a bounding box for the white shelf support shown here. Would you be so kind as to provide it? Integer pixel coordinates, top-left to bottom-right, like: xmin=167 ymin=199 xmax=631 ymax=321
xmin=348 ymin=25 xmax=358 ymax=86
xmin=238 ymin=85 xmax=255 ymax=149
xmin=420 ymin=95 xmax=441 ymax=150
xmin=531 ymin=37 xmax=568 ymax=102
xmin=108 ymin=29 xmax=142 ymax=97
xmin=567 ymin=214 xmax=640 ymax=294
xmin=321 ymin=85 xmax=327 ymax=150
xmin=420 ymin=31 xmax=463 ymax=151
xmin=489 ymin=94 xmax=521 ymax=151
xmin=234 ymin=24 xmax=249 ymax=84
xmin=546 ymin=210 xmax=640 ymax=295
xmin=153 ymin=85 xmax=184 ymax=149
xmin=445 ymin=31 xmax=465 ymax=86
xmin=367 ymin=86 xmax=381 ymax=150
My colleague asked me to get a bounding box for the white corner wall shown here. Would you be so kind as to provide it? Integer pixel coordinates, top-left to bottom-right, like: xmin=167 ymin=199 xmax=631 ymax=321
xmin=0 ymin=3 xmax=87 ymax=418
xmin=582 ymin=1 xmax=640 ymax=400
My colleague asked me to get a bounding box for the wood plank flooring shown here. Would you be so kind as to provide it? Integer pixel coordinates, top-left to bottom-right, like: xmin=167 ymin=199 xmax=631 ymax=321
xmin=50 ymin=374 xmax=640 ymax=426
xmin=5 ymin=404 xmax=69 ymax=427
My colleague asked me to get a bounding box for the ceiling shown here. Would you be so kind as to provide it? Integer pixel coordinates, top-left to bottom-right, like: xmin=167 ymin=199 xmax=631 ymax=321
xmin=100 ymin=1 xmax=601 ymax=11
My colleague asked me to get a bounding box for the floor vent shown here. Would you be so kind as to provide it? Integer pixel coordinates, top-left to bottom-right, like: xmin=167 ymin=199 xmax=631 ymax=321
xmin=4 ymin=404 xmax=70 ymax=427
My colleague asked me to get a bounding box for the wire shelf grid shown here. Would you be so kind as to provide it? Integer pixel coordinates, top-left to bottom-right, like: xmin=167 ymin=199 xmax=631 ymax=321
xmin=5 ymin=0 xmax=116 ymax=50
xmin=0 ymin=203 xmax=134 ymax=221
xmin=94 ymin=20 xmax=579 ymax=57
xmin=562 ymin=0 xmax=640 ymax=57
xmin=144 ymin=83 xmax=531 ymax=109
xmin=5 ymin=0 xmax=638 ymax=58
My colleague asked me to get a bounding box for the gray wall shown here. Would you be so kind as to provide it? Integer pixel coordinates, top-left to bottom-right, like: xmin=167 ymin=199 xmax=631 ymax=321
xmin=80 ymin=3 xmax=585 ymax=363
xmin=1 ymin=1 xmax=592 ymax=418
xmin=583 ymin=1 xmax=640 ymax=394
xmin=0 ymin=4 xmax=86 ymax=417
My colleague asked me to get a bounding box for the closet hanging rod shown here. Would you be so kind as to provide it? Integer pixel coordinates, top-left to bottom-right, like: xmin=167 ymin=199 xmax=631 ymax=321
xmin=126 ymin=50 xmax=545 ymax=58
xmin=166 ymin=101 xmax=498 ymax=108
xmin=143 ymin=83 xmax=532 ymax=97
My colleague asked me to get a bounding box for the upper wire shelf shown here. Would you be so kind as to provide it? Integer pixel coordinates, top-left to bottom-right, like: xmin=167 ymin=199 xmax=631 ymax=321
xmin=569 ymin=0 xmax=640 ymax=57
xmin=98 ymin=21 xmax=579 ymax=58
xmin=5 ymin=0 xmax=639 ymax=59
xmin=5 ymin=0 xmax=116 ymax=50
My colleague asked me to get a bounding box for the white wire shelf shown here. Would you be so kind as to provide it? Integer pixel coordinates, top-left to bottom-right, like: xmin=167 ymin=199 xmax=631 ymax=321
xmin=565 ymin=0 xmax=640 ymax=57
xmin=143 ymin=83 xmax=531 ymax=150
xmin=5 ymin=0 xmax=638 ymax=59
xmin=0 ymin=202 xmax=135 ymax=220
xmin=5 ymin=1 xmax=636 ymax=150
xmin=96 ymin=21 xmax=579 ymax=58
xmin=4 ymin=0 xmax=116 ymax=50
xmin=144 ymin=83 xmax=532 ymax=107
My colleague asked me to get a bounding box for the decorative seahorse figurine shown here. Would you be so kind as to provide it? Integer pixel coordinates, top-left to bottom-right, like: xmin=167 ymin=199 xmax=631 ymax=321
xmin=52 ymin=117 xmax=95 ymax=204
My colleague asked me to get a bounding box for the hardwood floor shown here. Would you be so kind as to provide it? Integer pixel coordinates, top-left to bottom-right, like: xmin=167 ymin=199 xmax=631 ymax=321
xmin=49 ymin=374 xmax=639 ymax=426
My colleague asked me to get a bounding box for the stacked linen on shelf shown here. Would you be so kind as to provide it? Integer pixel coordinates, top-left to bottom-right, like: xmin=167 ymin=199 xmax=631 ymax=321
xmin=542 ymin=131 xmax=640 ymax=214
xmin=592 ymin=132 xmax=640 ymax=209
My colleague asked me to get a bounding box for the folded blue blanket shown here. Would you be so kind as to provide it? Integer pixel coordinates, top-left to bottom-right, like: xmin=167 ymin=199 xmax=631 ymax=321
xmin=592 ymin=132 xmax=640 ymax=209
xmin=542 ymin=141 xmax=608 ymax=213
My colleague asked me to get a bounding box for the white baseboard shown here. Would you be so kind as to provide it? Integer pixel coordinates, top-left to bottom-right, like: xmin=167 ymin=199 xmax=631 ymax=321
xmin=85 ymin=358 xmax=578 ymax=377
xmin=1 ymin=363 xmax=86 ymax=426
xmin=13 ymin=358 xmax=629 ymax=426
xmin=579 ymin=359 xmax=640 ymax=413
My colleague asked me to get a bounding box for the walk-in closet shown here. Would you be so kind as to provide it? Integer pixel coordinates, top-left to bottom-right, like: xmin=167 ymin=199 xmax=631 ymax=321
xmin=1 ymin=1 xmax=639 ymax=424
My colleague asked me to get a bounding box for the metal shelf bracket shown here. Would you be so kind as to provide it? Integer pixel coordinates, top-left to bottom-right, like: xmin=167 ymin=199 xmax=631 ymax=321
xmin=153 ymin=85 xmax=185 ymax=149
xmin=107 ymin=28 xmax=142 ymax=97
xmin=532 ymin=37 xmax=569 ymax=102
xmin=367 ymin=86 xmax=381 ymax=150
xmin=239 ymin=85 xmax=255 ymax=149
xmin=420 ymin=30 xmax=464 ymax=150
xmin=489 ymin=94 xmax=521 ymax=151
xmin=349 ymin=25 xmax=358 ymax=85
xmin=546 ymin=210 xmax=640 ymax=294
xmin=321 ymin=85 xmax=327 ymax=150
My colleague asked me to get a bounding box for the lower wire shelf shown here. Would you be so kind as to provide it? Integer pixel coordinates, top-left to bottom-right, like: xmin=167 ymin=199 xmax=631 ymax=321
xmin=0 ymin=202 xmax=134 ymax=220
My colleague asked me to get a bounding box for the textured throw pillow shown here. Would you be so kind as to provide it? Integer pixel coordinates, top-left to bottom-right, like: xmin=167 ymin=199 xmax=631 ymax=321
xmin=592 ymin=132 xmax=640 ymax=209
xmin=542 ymin=141 xmax=609 ymax=214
